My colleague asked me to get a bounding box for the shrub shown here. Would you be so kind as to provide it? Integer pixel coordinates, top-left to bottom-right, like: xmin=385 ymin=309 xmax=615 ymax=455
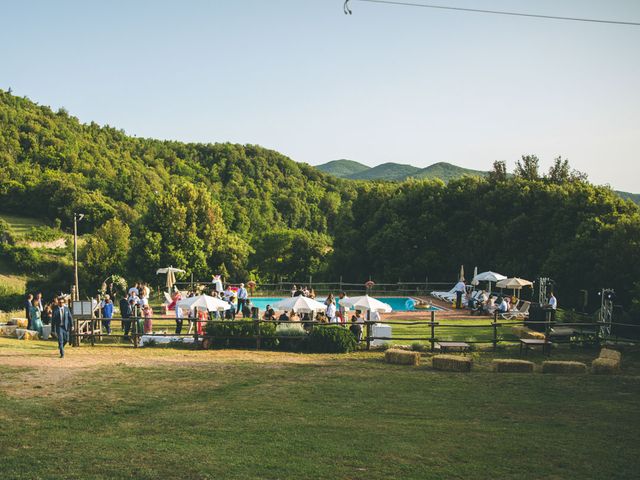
xmin=385 ymin=349 xmax=420 ymax=366
xmin=25 ymin=226 xmax=63 ymax=242
xmin=432 ymin=355 xmax=472 ymax=372
xmin=592 ymin=357 xmax=620 ymax=374
xmin=205 ymin=320 xmax=278 ymax=349
xmin=306 ymin=325 xmax=357 ymax=353
xmin=541 ymin=361 xmax=587 ymax=374
xmin=275 ymin=323 xmax=307 ymax=351
xmin=492 ymin=359 xmax=535 ymax=373
xmin=410 ymin=342 xmax=427 ymax=352
xmin=0 ymin=284 xmax=23 ymax=312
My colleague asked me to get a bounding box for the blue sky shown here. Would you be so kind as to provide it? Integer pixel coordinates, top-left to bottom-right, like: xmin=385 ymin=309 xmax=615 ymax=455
xmin=2 ymin=0 xmax=639 ymax=191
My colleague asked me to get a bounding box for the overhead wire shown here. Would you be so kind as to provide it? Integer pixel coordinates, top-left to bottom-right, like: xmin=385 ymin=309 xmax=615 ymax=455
xmin=345 ymin=0 xmax=640 ymax=26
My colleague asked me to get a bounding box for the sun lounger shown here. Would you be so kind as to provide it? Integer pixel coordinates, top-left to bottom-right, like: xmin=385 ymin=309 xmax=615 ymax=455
xmin=500 ymin=301 xmax=530 ymax=320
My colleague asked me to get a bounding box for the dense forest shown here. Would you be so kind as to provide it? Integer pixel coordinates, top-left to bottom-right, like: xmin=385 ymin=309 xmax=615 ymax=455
xmin=1 ymin=90 xmax=639 ymax=319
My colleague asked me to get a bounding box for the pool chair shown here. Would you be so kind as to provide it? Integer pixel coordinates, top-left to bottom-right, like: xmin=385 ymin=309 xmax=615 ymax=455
xmin=499 ymin=301 xmax=531 ymax=320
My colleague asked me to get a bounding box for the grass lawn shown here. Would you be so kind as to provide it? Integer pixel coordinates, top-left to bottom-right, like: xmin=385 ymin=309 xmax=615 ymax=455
xmin=1 ymin=338 xmax=639 ymax=479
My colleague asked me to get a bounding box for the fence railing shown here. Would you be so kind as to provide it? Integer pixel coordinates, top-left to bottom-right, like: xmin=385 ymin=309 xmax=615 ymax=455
xmin=69 ymin=311 xmax=640 ymax=351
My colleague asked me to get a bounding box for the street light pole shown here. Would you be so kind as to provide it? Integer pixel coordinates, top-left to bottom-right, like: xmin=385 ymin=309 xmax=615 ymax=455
xmin=73 ymin=213 xmax=84 ymax=301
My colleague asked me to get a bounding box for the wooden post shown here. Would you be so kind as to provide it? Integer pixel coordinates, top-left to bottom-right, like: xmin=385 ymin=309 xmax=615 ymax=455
xmin=365 ymin=321 xmax=371 ymax=351
xmin=133 ymin=314 xmax=139 ymax=348
xmin=256 ymin=319 xmax=261 ymax=350
xmin=492 ymin=311 xmax=498 ymax=351
xmin=430 ymin=310 xmax=436 ymax=352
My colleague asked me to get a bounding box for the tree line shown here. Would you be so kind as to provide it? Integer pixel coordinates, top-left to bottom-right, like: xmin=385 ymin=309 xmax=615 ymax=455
xmin=1 ymin=90 xmax=639 ymax=320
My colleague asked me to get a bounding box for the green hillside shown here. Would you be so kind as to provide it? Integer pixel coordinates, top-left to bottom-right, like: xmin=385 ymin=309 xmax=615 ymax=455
xmin=414 ymin=162 xmax=486 ymax=182
xmin=617 ymin=190 xmax=640 ymax=205
xmin=347 ymin=162 xmax=421 ymax=181
xmin=315 ymin=159 xmax=370 ymax=178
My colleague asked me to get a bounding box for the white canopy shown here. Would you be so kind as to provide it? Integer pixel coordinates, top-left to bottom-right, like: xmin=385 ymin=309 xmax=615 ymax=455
xmin=274 ymin=296 xmax=327 ymax=313
xmin=471 ymin=266 xmax=479 ymax=286
xmin=473 ymin=271 xmax=507 ymax=283
xmin=341 ymin=295 xmax=392 ymax=313
xmin=177 ymin=294 xmax=232 ymax=312
xmin=496 ymin=277 xmax=533 ymax=289
xmin=156 ymin=267 xmax=186 ymax=274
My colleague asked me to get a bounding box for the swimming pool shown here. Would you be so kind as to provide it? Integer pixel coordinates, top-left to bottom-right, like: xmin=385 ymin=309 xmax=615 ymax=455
xmin=249 ymin=296 xmax=440 ymax=312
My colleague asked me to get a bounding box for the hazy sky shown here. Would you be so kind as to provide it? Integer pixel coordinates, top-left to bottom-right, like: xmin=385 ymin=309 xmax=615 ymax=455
xmin=2 ymin=0 xmax=639 ymax=191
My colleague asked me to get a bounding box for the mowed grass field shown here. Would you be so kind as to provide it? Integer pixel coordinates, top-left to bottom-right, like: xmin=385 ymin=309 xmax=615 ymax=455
xmin=1 ymin=338 xmax=640 ymax=479
xmin=0 ymin=212 xmax=46 ymax=236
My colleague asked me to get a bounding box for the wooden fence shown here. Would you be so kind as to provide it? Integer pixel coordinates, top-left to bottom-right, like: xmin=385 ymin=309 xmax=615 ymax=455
xmin=70 ymin=311 xmax=639 ymax=351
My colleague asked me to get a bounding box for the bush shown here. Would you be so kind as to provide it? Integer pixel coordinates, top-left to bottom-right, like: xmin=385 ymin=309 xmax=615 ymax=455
xmin=410 ymin=342 xmax=427 ymax=352
xmin=205 ymin=320 xmax=278 ymax=349
xmin=25 ymin=226 xmax=63 ymax=242
xmin=0 ymin=284 xmax=23 ymax=311
xmin=275 ymin=323 xmax=307 ymax=351
xmin=306 ymin=325 xmax=357 ymax=353
xmin=2 ymin=244 xmax=43 ymax=274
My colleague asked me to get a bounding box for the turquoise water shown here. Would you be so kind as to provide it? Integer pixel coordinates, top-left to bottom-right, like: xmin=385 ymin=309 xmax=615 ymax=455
xmin=249 ymin=296 xmax=440 ymax=312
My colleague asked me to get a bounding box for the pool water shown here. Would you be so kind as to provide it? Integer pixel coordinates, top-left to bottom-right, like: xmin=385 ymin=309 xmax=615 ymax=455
xmin=248 ymin=296 xmax=440 ymax=312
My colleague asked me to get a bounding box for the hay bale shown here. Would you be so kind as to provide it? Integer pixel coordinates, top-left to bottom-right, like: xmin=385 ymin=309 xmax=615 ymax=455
xmin=11 ymin=318 xmax=28 ymax=328
xmin=599 ymin=348 xmax=622 ymax=363
xmin=592 ymin=357 xmax=620 ymax=374
xmin=385 ymin=349 xmax=421 ymax=366
xmin=432 ymin=354 xmax=472 ymax=372
xmin=541 ymin=361 xmax=587 ymax=374
xmin=492 ymin=359 xmax=535 ymax=373
xmin=511 ymin=326 xmax=546 ymax=340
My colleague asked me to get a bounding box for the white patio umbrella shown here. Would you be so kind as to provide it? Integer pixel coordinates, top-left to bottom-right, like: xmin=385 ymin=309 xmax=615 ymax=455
xmin=496 ymin=277 xmax=533 ymax=296
xmin=157 ymin=266 xmax=186 ymax=290
xmin=459 ymin=265 xmax=465 ymax=281
xmin=177 ymin=294 xmax=232 ymax=312
xmin=471 ymin=266 xmax=479 ymax=286
xmin=274 ymin=296 xmax=327 ymax=313
xmin=472 ymin=271 xmax=507 ymax=293
xmin=341 ymin=295 xmax=392 ymax=313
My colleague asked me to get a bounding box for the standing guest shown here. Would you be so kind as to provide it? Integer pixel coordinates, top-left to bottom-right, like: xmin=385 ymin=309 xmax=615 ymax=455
xmin=337 ymin=291 xmax=349 ymax=324
xmin=30 ymin=299 xmax=44 ymax=337
xmin=326 ymin=297 xmax=337 ymax=323
xmin=262 ymin=305 xmax=276 ymax=321
xmin=25 ymin=294 xmax=33 ymax=330
xmin=237 ymin=283 xmax=248 ymax=317
xmin=51 ymin=296 xmax=73 ymax=358
xmin=35 ymin=292 xmax=44 ymax=314
xmin=175 ymin=303 xmax=184 ymax=335
xmin=242 ymin=299 xmax=253 ymax=319
xmin=290 ymin=285 xmax=297 ymax=297
xmin=187 ymin=305 xmax=196 ymax=334
xmin=139 ymin=291 xmax=149 ymax=307
xmin=41 ymin=303 xmax=53 ymax=326
xmin=454 ymin=279 xmax=466 ymax=309
xmin=102 ymin=295 xmax=114 ymax=334
xmin=212 ymin=274 xmax=223 ymax=294
xmin=119 ymin=294 xmax=130 ymax=334
xmin=547 ymin=292 xmax=558 ymax=310
xmin=350 ymin=310 xmax=364 ymax=342
xmin=278 ymin=310 xmax=290 ymax=323
xmin=143 ymin=304 xmax=153 ymax=334
xmin=124 ymin=299 xmax=137 ymax=339
xmin=128 ymin=283 xmax=140 ymax=297
xmin=293 ymin=286 xmax=303 ymax=297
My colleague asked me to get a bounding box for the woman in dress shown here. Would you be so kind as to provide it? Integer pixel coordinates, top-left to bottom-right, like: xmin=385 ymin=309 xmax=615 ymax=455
xmin=142 ymin=304 xmax=153 ymax=334
xmin=30 ymin=299 xmax=44 ymax=336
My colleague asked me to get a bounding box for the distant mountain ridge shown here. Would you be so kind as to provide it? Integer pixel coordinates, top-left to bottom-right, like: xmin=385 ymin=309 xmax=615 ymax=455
xmin=315 ymin=159 xmax=486 ymax=182
xmin=315 ymin=159 xmax=639 ymax=204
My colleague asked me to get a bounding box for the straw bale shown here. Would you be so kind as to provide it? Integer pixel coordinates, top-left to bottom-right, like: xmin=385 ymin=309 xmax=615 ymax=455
xmin=541 ymin=361 xmax=587 ymax=374
xmin=599 ymin=349 xmax=622 ymax=363
xmin=592 ymin=357 xmax=620 ymax=374
xmin=511 ymin=326 xmax=546 ymax=340
xmin=432 ymin=354 xmax=472 ymax=372
xmin=385 ymin=349 xmax=420 ymax=366
xmin=492 ymin=359 xmax=534 ymax=373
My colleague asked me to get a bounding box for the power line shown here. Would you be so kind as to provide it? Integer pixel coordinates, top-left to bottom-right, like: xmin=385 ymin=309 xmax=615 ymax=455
xmin=347 ymin=0 xmax=640 ymax=26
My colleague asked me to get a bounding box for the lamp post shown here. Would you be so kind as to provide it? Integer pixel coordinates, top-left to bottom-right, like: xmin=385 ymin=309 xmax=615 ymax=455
xmin=73 ymin=213 xmax=85 ymax=300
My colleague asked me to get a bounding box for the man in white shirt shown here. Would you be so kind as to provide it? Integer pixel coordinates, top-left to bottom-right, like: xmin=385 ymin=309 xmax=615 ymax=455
xmin=175 ymin=304 xmax=183 ymax=334
xmin=237 ymin=283 xmax=248 ymax=318
xmin=454 ymin=280 xmax=466 ymax=309
xmin=548 ymin=293 xmax=557 ymax=310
